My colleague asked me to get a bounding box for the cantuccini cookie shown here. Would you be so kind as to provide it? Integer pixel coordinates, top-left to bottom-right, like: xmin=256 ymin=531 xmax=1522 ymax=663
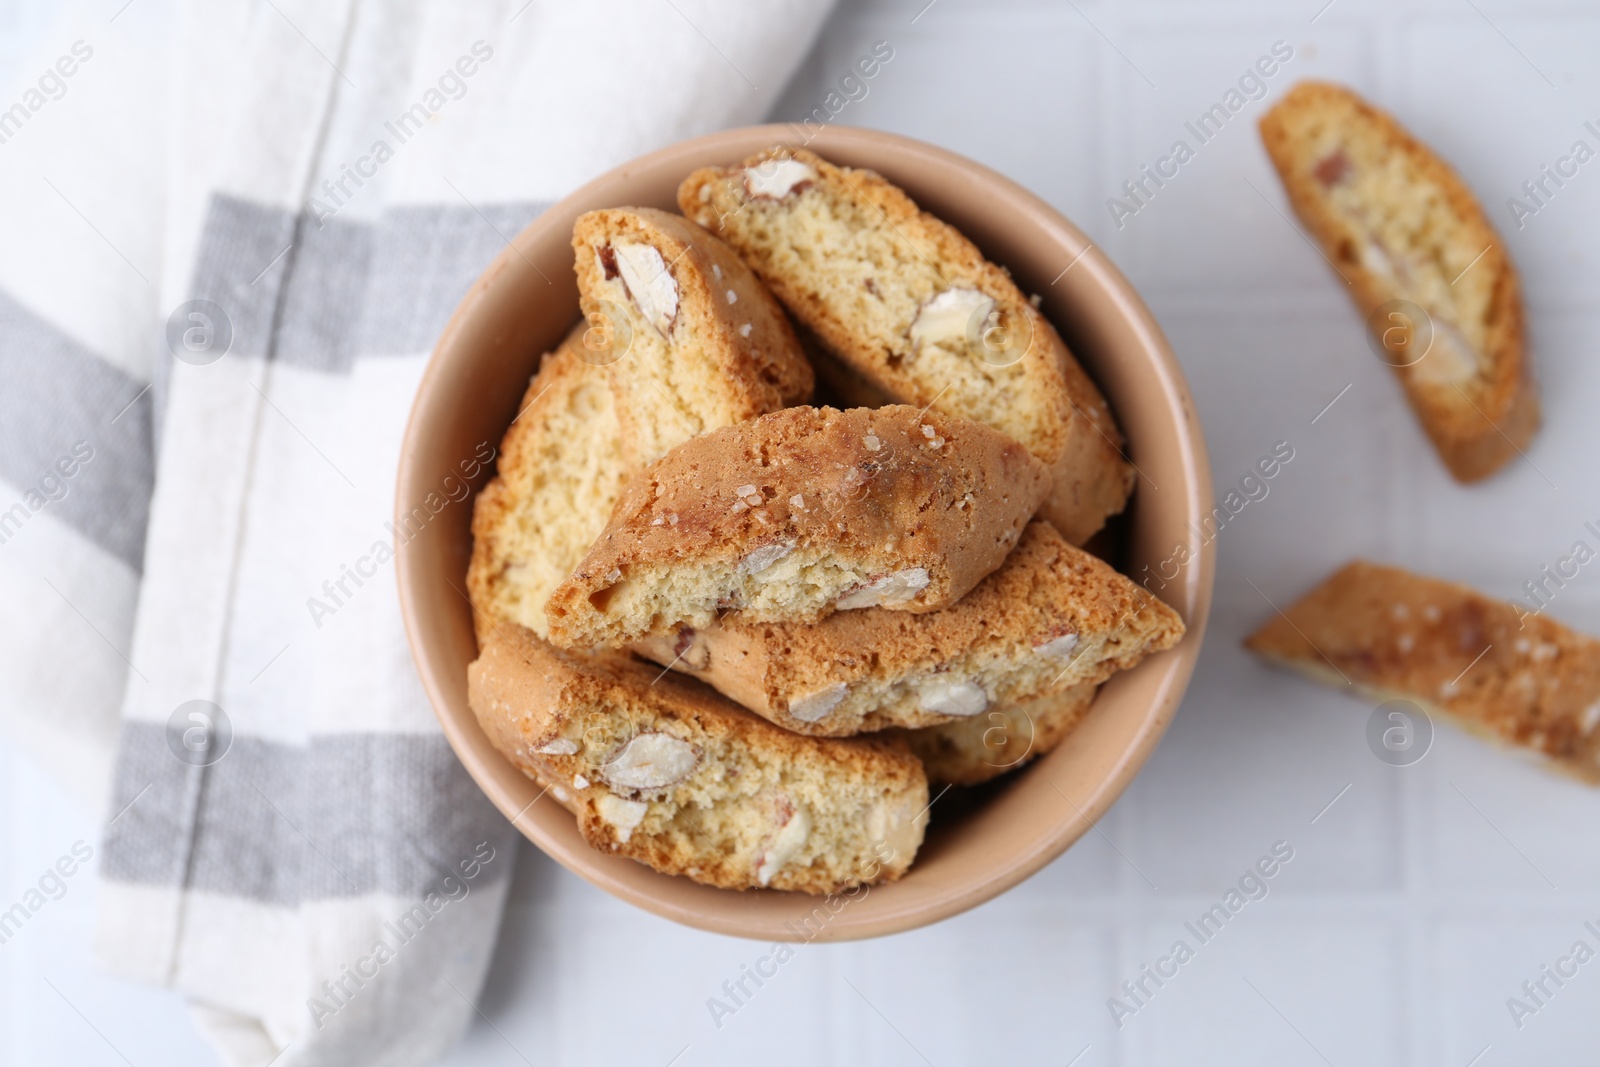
xmin=632 ymin=521 xmax=1184 ymax=736
xmin=678 ymin=148 xmax=1133 ymax=545
xmin=1245 ymin=560 xmax=1600 ymax=784
xmin=467 ymin=326 xmax=630 ymax=639
xmin=467 ymin=624 xmax=929 ymax=893
xmin=1259 ymin=81 xmax=1537 ymax=482
xmin=904 ymin=683 xmax=1098 ymax=786
xmin=544 ymin=405 xmax=1052 ymax=649
xmin=573 ymin=207 xmax=813 ymax=467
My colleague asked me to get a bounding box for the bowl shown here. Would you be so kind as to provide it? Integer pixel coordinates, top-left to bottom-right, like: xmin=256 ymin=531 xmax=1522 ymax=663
xmin=396 ymin=125 xmax=1214 ymax=941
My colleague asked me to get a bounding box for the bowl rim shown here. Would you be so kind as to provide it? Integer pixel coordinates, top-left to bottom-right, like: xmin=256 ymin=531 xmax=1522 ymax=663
xmin=397 ymin=123 xmax=1215 ymax=941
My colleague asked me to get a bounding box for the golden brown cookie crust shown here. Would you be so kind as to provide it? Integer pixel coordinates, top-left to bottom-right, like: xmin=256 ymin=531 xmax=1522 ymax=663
xmin=573 ymin=207 xmax=812 ymax=467
xmin=632 ymin=521 xmax=1184 ymax=736
xmin=678 ymin=147 xmax=1132 ymax=543
xmin=1245 ymin=560 xmax=1600 ymax=784
xmin=545 ymin=405 xmax=1052 ymax=648
xmin=467 ymin=624 xmax=930 ymax=893
xmin=903 ymin=683 xmax=1098 ymax=786
xmin=1259 ymin=81 xmax=1537 ymax=482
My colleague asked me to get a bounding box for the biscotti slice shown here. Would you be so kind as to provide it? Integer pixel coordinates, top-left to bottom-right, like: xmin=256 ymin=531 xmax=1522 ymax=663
xmin=633 ymin=521 xmax=1184 ymax=735
xmin=545 ymin=405 xmax=1052 ymax=649
xmin=573 ymin=207 xmax=813 ymax=466
xmin=678 ymin=148 xmax=1132 ymax=545
xmin=905 ymin=683 xmax=1098 ymax=786
xmin=467 ymin=624 xmax=929 ymax=892
xmin=1259 ymin=81 xmax=1537 ymax=482
xmin=466 ymin=327 xmax=632 ymax=638
xmin=1245 ymin=561 xmax=1600 ymax=784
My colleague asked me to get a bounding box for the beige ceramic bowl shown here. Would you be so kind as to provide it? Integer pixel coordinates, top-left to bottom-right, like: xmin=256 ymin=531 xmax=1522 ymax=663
xmin=396 ymin=125 xmax=1213 ymax=941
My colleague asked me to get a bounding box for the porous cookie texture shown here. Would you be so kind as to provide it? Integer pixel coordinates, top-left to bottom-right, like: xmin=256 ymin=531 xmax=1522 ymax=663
xmin=1245 ymin=560 xmax=1600 ymax=784
xmin=904 ymin=683 xmax=1098 ymax=786
xmin=632 ymin=521 xmax=1184 ymax=736
xmin=678 ymin=148 xmax=1132 ymax=545
xmin=572 ymin=207 xmax=813 ymax=467
xmin=545 ymin=405 xmax=1052 ymax=649
xmin=467 ymin=326 xmax=630 ymax=639
xmin=1259 ymin=81 xmax=1537 ymax=482
xmin=467 ymin=624 xmax=929 ymax=893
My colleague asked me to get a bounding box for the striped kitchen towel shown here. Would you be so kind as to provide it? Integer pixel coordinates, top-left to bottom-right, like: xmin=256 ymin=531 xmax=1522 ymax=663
xmin=0 ymin=0 xmax=834 ymax=1064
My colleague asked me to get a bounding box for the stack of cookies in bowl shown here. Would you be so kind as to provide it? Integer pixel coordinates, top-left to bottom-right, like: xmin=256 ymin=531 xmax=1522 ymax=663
xmin=464 ymin=148 xmax=1185 ymax=896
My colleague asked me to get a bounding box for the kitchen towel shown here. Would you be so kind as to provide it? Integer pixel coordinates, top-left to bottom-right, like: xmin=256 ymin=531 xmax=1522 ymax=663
xmin=0 ymin=0 xmax=834 ymax=1063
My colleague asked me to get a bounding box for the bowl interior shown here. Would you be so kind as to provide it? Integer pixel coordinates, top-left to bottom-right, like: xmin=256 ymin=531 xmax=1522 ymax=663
xmin=396 ymin=125 xmax=1213 ymax=941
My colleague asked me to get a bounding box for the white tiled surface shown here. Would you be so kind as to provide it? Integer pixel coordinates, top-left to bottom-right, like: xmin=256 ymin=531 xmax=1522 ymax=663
xmin=7 ymin=0 xmax=1600 ymax=1064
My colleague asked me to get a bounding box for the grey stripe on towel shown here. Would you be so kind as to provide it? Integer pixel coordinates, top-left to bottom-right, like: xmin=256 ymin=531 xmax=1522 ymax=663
xmin=0 ymin=292 xmax=154 ymax=570
xmin=179 ymin=195 xmax=549 ymax=375
xmin=352 ymin=200 xmax=550 ymax=359
xmin=102 ymin=723 xmax=520 ymax=904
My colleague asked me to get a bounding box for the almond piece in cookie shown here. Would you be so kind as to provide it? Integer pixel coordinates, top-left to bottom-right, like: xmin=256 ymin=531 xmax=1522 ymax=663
xmin=633 ymin=521 xmax=1184 ymax=736
xmin=544 ymin=405 xmax=1052 ymax=649
xmin=467 ymin=624 xmax=929 ymax=893
xmin=467 ymin=326 xmax=631 ymax=639
xmin=1245 ymin=561 xmax=1600 ymax=784
xmin=678 ymin=148 xmax=1132 ymax=545
xmin=904 ymin=683 xmax=1098 ymax=786
xmin=573 ymin=207 xmax=813 ymax=467
xmin=1258 ymin=81 xmax=1537 ymax=482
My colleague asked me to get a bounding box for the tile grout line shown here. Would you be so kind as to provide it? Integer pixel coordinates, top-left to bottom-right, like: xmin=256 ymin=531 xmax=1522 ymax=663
xmin=1098 ymin=15 xmax=1150 ymax=1063
xmin=1382 ymin=12 xmax=1443 ymax=1063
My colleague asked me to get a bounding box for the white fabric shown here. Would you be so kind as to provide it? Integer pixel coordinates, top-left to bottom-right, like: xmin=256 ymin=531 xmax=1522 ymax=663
xmin=0 ymin=1 xmax=835 ymax=1065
